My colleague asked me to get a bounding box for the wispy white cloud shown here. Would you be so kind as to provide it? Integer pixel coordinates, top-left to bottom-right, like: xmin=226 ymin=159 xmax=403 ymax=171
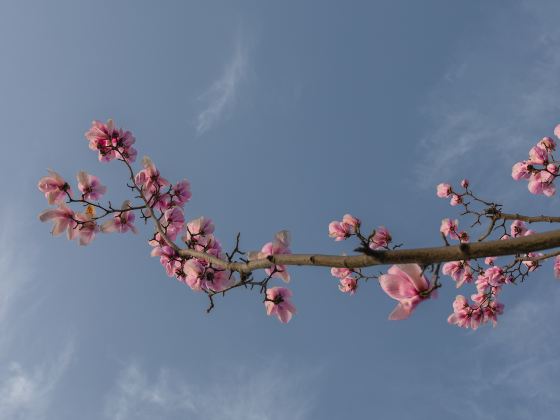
xmin=0 ymin=341 xmax=74 ymax=420
xmin=0 ymin=213 xmax=74 ymax=420
xmin=196 ymin=32 xmax=249 ymax=136
xmin=105 ymin=360 xmax=318 ymax=420
xmin=416 ymin=1 xmax=560 ymax=189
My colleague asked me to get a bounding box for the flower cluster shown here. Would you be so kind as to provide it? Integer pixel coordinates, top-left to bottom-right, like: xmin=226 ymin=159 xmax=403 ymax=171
xmin=330 ymin=267 xmax=358 ymax=295
xmin=512 ymin=130 xmax=559 ymax=196
xmin=85 ymin=119 xmax=137 ymax=163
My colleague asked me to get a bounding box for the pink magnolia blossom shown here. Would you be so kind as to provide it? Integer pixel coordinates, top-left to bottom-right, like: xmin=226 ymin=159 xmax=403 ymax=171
xmin=183 ymin=259 xmax=231 ymax=292
xmin=529 ymin=145 xmax=548 ymax=165
xmin=447 ymin=295 xmax=470 ymax=328
xmin=102 ymin=201 xmax=137 ymax=234
xmin=265 ymin=287 xmax=296 ymax=323
xmin=436 ymin=183 xmax=452 ymax=198
xmin=460 ymin=179 xmax=469 ymax=188
xmin=457 ymin=231 xmax=470 ymax=243
xmin=538 ymin=136 xmax=556 ymax=152
xmin=442 ymin=260 xmax=471 ymax=288
xmin=547 ymin=163 xmax=558 ymax=175
xmin=84 ymin=119 xmax=137 ymax=162
xmin=450 ymin=194 xmax=463 ymax=206
xmin=485 ymin=256 xmax=496 ymax=266
xmin=328 ymin=221 xmax=354 ymax=241
xmin=369 ymin=226 xmax=392 ymax=250
xmin=248 ymin=231 xmax=292 ymax=282
xmin=379 ymin=264 xmax=431 ymax=320
xmin=511 ymin=161 xmax=531 ymax=180
xmin=184 ymin=217 xmax=215 ymax=240
xmin=342 ymin=214 xmax=360 ymax=229
xmin=39 ymin=204 xmax=78 ymax=239
xmin=74 ymin=211 xmax=99 ymax=246
xmin=134 ymin=156 xmax=170 ymax=201
xmin=440 ymin=218 xmax=459 ymax=239
xmin=38 ymin=170 xmax=72 ymax=205
xmin=479 ymin=266 xmax=506 ymax=287
xmin=510 ymin=220 xmax=527 ymax=237
xmin=77 ymin=171 xmax=106 ymax=201
xmin=172 ymin=180 xmax=192 ymax=206
xmin=527 ymin=171 xmax=555 ymax=196
xmin=150 ymin=244 xmax=178 ymax=277
xmin=483 ymin=301 xmax=504 ymax=327
xmin=338 ymin=277 xmax=358 ymax=294
xmin=163 ymin=207 xmax=184 ymax=241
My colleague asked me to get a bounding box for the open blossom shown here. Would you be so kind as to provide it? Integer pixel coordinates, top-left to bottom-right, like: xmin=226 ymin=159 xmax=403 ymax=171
xmin=77 ymin=171 xmax=106 ymax=201
xmin=527 ymin=171 xmax=555 ymax=196
xmin=84 ymin=119 xmax=137 ymax=162
xmin=74 ymin=210 xmax=99 ymax=246
xmin=522 ymin=252 xmax=542 ymax=272
xmin=39 ymin=204 xmax=77 ymax=239
xmin=172 ymin=180 xmax=192 ymax=206
xmin=440 ymin=218 xmax=459 ymax=239
xmin=134 ymin=156 xmax=170 ymax=200
xmin=265 ymin=287 xmax=296 ymax=323
xmin=369 ymin=226 xmax=392 ymax=250
xmin=339 ymin=277 xmax=358 ymax=294
xmin=511 ymin=161 xmax=532 ymax=180
xmin=342 ymin=214 xmax=360 ymax=229
xmin=163 ymin=207 xmax=184 ymax=240
xmin=510 ymin=220 xmax=527 ymax=237
xmin=101 ymin=201 xmax=137 ymax=234
xmin=436 ymin=183 xmax=452 ymax=198
xmin=328 ymin=217 xmax=356 ymax=241
xmin=442 ymin=260 xmax=471 ymax=288
xmin=538 ymin=136 xmax=556 ymax=152
xmin=38 ymin=170 xmax=72 ymax=205
xmin=379 ymin=264 xmax=432 ymax=320
xmin=447 ymin=295 xmax=470 ymax=328
xmin=248 ymin=231 xmax=292 ymax=282
xmin=529 ymin=145 xmax=548 ymax=165
xmin=184 ymin=217 xmax=214 ymax=240
xmin=183 ymin=259 xmax=231 ymax=292
xmin=450 ymin=194 xmax=462 ymax=206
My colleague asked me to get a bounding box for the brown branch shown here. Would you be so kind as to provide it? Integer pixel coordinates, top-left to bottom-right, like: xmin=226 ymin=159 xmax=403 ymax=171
xmin=174 ymin=229 xmax=560 ymax=274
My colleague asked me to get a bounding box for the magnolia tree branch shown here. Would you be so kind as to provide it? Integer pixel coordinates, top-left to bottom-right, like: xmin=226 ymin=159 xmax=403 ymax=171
xmin=37 ymin=120 xmax=560 ymax=329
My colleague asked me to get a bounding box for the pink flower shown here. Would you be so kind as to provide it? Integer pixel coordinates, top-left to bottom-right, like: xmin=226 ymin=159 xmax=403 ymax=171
xmin=485 ymin=256 xmax=496 ymax=266
xmin=38 ymin=170 xmax=72 ymax=205
xmin=440 ymin=218 xmax=459 ymax=239
xmin=184 ymin=217 xmax=214 ymax=240
xmin=447 ymin=295 xmax=470 ymax=328
xmin=328 ymin=221 xmax=354 ymax=241
xmin=528 ymin=171 xmax=556 ymax=196
xmin=265 ymin=287 xmax=296 ymax=323
xmin=457 ymin=231 xmax=470 ymax=243
xmin=342 ymin=214 xmax=360 ymax=229
xmin=77 ymin=171 xmax=106 ymax=201
xmin=483 ymin=301 xmax=504 ymax=327
xmin=369 ymin=226 xmax=392 ymax=250
xmin=39 ymin=204 xmax=78 ymax=239
xmin=511 ymin=161 xmax=531 ymax=180
xmin=554 ymin=123 xmax=560 ymax=139
xmin=73 ymin=211 xmax=99 ymax=246
xmin=460 ymin=179 xmax=469 ymax=188
xmin=101 ymin=201 xmax=137 ymax=234
xmin=379 ymin=264 xmax=431 ymax=320
xmin=172 ymin=180 xmax=192 ymax=206
xmin=510 ymin=220 xmax=527 ymax=237
xmin=538 ymin=136 xmax=556 ymax=152
xmin=134 ymin=157 xmax=170 ymax=201
xmin=163 ymin=207 xmax=184 ymax=241
xmin=84 ymin=119 xmax=137 ymax=162
xmin=183 ymin=259 xmax=231 ymax=292
xmin=436 ymin=183 xmax=452 ymax=198
xmin=450 ymin=194 xmax=462 ymax=206
xmin=442 ymin=260 xmax=471 ymax=288
xmin=529 ymin=146 xmax=548 ymax=165
xmin=554 ymin=256 xmax=560 ymax=279
xmin=339 ymin=277 xmax=358 ymax=294
xmin=249 ymin=231 xmax=292 ymax=282
xmin=481 ymin=266 xmax=505 ymax=287
xmin=547 ymin=163 xmax=558 ymax=175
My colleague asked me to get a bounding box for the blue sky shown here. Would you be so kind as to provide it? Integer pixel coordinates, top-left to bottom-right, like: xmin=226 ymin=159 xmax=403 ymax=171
xmin=2 ymin=1 xmax=560 ymax=419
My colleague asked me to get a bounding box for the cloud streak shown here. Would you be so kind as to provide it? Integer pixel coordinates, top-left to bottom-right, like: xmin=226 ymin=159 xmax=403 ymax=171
xmin=105 ymin=361 xmax=318 ymax=420
xmin=196 ymin=33 xmax=248 ymax=136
